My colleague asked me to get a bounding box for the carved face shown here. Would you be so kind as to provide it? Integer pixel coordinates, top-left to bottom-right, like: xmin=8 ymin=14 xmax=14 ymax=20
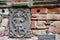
xmin=12 ymin=11 xmax=27 ymax=25
xmin=9 ymin=8 xmax=31 ymax=38
xmin=49 ymin=21 xmax=60 ymax=34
